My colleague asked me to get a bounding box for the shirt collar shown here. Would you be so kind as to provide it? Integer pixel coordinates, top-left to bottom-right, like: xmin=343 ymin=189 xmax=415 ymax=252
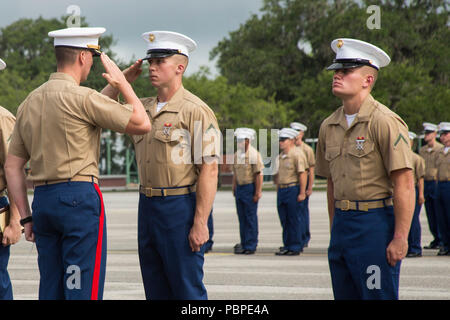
xmin=49 ymin=72 xmax=79 ymax=85
xmin=151 ymin=85 xmax=185 ymax=118
xmin=328 ymin=94 xmax=376 ymax=127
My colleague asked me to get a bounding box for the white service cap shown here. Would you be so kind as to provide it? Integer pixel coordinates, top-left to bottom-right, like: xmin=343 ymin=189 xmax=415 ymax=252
xmin=48 ymin=27 xmax=106 ymax=55
xmin=438 ymin=122 xmax=450 ymax=133
xmin=278 ymin=128 xmax=299 ymax=139
xmin=235 ymin=128 xmax=256 ymax=140
xmin=423 ymin=122 xmax=438 ymax=132
xmin=327 ymin=38 xmax=390 ymax=71
xmin=290 ymin=122 xmax=307 ymax=132
xmin=408 ymin=131 xmax=417 ymax=140
xmin=0 ymin=58 xmax=6 ymax=70
xmin=142 ymin=31 xmax=197 ymax=60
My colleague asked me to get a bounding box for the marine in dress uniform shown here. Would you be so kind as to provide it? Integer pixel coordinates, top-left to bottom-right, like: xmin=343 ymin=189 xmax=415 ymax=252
xmin=434 ymin=122 xmax=450 ymax=256
xmin=274 ymin=128 xmax=308 ymax=256
xmin=103 ymin=31 xmax=220 ymax=299
xmin=419 ymin=122 xmax=444 ymax=250
xmin=5 ymin=28 xmax=150 ymax=300
xmin=290 ymin=122 xmax=315 ymax=248
xmin=232 ymin=128 xmax=264 ymax=254
xmin=406 ymin=132 xmax=425 ymax=258
xmin=0 ymin=58 xmax=22 ymax=300
xmin=315 ymin=39 xmax=415 ymax=300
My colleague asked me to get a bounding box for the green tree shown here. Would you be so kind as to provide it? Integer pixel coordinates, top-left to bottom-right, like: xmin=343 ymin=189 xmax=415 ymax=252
xmin=0 ymin=16 xmax=124 ymax=174
xmin=211 ymin=0 xmax=450 ymax=135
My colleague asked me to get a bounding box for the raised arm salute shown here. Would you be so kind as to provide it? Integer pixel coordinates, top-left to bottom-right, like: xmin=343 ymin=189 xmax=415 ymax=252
xmin=4 ymin=27 xmax=150 ymax=300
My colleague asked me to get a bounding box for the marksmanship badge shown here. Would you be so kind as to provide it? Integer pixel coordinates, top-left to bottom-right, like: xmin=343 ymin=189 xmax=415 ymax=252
xmin=163 ymin=123 xmax=172 ymax=137
xmin=356 ymin=136 xmax=365 ymax=151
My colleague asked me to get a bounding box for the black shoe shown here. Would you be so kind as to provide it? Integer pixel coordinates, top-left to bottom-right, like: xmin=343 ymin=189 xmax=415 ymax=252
xmin=406 ymin=252 xmax=422 ymax=258
xmin=424 ymin=242 xmax=440 ymax=249
xmin=235 ymin=248 xmax=255 ymax=255
xmin=285 ymin=250 xmax=300 ymax=256
xmin=275 ymin=248 xmax=289 ymax=256
xmin=437 ymin=248 xmax=449 ymax=256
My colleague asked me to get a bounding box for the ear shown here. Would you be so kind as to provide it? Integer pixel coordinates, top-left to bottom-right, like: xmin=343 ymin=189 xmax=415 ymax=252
xmin=363 ymin=74 xmax=374 ymax=89
xmin=176 ymin=62 xmax=185 ymax=75
xmin=79 ymin=50 xmax=87 ymax=65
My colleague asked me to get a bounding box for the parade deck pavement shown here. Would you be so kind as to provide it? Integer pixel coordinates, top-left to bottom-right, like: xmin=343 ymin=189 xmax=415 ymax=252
xmin=9 ymin=190 xmax=450 ymax=300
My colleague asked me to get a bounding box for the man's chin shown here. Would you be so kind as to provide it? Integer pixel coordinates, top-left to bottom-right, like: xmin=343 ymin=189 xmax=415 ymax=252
xmin=332 ymin=88 xmax=351 ymax=99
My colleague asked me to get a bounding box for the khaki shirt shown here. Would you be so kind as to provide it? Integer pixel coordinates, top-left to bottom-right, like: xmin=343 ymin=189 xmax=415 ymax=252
xmin=411 ymin=151 xmax=425 ymax=185
xmin=275 ymin=146 xmax=308 ymax=185
xmin=297 ymin=142 xmax=315 ymax=169
xmin=9 ymin=73 xmax=133 ymax=181
xmin=0 ymin=106 xmax=16 ymax=192
xmin=315 ymin=94 xmax=412 ymax=201
xmin=232 ymin=145 xmax=264 ymax=185
xmin=132 ymin=86 xmax=220 ymax=188
xmin=419 ymin=142 xmax=443 ymax=180
xmin=435 ymin=147 xmax=450 ymax=182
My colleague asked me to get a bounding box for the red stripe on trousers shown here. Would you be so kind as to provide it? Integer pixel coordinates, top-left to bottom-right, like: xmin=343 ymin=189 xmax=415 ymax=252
xmin=91 ymin=183 xmax=105 ymax=300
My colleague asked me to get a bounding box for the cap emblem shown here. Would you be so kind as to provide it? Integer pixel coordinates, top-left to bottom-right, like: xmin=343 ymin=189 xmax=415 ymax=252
xmin=149 ymin=34 xmax=155 ymax=42
xmin=337 ymin=40 xmax=344 ymax=48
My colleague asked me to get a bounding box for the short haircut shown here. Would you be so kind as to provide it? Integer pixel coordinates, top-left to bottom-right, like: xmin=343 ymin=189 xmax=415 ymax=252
xmin=361 ymin=66 xmax=378 ymax=89
xmin=172 ymin=54 xmax=189 ymax=73
xmin=54 ymin=46 xmax=83 ymax=68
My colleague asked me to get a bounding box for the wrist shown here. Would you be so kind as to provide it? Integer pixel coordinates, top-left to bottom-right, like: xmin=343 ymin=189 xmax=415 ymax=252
xmin=193 ymin=215 xmax=207 ymax=227
xmin=8 ymin=220 xmax=22 ymax=228
xmin=393 ymin=233 xmax=408 ymax=241
xmin=20 ymin=216 xmax=32 ymax=226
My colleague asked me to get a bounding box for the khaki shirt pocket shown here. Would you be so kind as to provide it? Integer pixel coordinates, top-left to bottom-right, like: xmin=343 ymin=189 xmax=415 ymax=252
xmin=347 ymin=140 xmax=374 ymax=158
xmin=325 ymin=146 xmax=341 ymax=161
xmin=153 ymin=129 xmax=184 ymax=164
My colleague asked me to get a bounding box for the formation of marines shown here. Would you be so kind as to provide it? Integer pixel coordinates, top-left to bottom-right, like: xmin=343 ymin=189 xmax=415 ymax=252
xmin=0 ymin=26 xmax=448 ymax=301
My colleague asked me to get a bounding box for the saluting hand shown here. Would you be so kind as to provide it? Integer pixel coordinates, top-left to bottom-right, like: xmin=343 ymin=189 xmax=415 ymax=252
xmin=100 ymin=53 xmax=129 ymax=90
xmin=123 ymin=60 xmax=143 ymax=84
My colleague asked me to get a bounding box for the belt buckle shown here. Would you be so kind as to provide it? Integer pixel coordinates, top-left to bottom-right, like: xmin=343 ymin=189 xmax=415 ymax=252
xmin=147 ymin=188 xmax=166 ymax=197
xmin=341 ymin=200 xmax=350 ymax=211
xmin=360 ymin=202 xmax=369 ymax=212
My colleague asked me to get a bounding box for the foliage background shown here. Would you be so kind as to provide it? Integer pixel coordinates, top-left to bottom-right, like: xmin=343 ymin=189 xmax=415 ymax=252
xmin=0 ymin=0 xmax=448 ymax=173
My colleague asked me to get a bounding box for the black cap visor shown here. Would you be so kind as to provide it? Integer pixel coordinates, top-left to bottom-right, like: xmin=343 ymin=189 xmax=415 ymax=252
xmin=55 ymin=45 xmax=101 ymax=56
xmin=327 ymin=58 xmax=378 ymax=71
xmin=143 ymin=49 xmax=187 ymax=60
